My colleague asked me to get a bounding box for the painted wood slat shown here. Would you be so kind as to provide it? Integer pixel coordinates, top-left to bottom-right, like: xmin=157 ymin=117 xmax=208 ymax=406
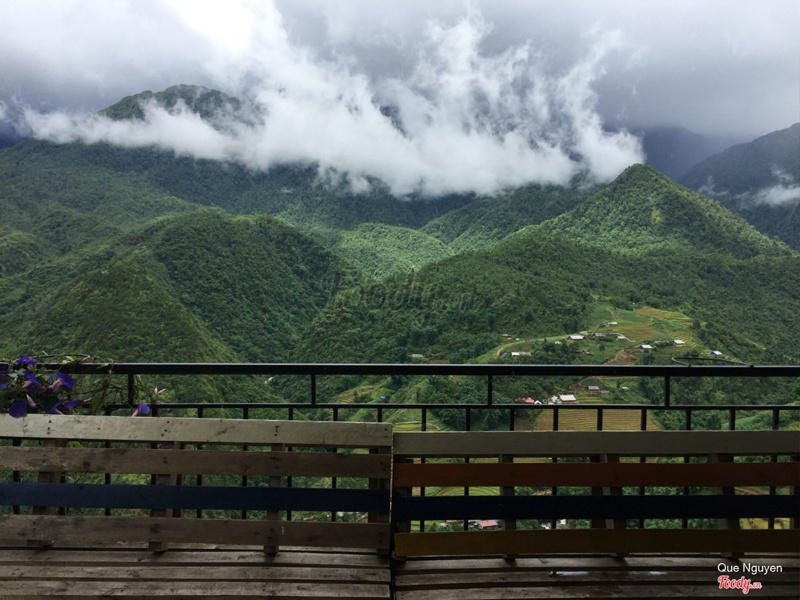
xmin=392 ymin=494 xmax=799 ymax=522
xmin=0 ymin=482 xmax=390 ymax=513
xmin=0 ymin=446 xmax=390 ymax=478
xmin=0 ymin=414 xmax=392 ymax=447
xmin=393 ymin=529 xmax=800 ymax=557
xmin=393 ymin=461 xmax=800 ymax=488
xmin=393 ymin=430 xmax=800 ymax=457
xmin=0 ymin=515 xmax=391 ymax=550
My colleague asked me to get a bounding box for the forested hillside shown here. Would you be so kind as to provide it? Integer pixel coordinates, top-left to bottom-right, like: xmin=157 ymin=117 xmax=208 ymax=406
xmin=680 ymin=123 xmax=800 ymax=249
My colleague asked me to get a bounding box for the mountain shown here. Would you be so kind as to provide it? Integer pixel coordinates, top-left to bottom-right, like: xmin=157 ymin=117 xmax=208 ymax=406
xmin=540 ymin=164 xmax=792 ymax=258
xmin=0 ymin=211 xmax=354 ymax=363
xmin=681 ymin=123 xmax=799 ymax=197
xmin=421 ymin=183 xmax=590 ymax=252
xmin=679 ymin=123 xmax=800 ymax=250
xmin=332 ymin=223 xmax=453 ymax=279
xmin=639 ymin=126 xmax=741 ymax=180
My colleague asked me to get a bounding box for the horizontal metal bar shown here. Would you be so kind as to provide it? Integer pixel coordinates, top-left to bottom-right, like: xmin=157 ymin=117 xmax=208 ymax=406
xmin=103 ymin=402 xmax=800 ymax=412
xmin=41 ymin=362 xmax=800 ymax=378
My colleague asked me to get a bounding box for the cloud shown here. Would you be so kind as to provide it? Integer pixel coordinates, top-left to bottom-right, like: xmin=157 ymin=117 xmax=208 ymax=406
xmin=20 ymin=5 xmax=643 ymax=197
xmin=754 ymin=184 xmax=800 ymax=206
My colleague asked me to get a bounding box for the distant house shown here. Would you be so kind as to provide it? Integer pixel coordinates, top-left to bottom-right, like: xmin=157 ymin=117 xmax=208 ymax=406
xmin=592 ymin=332 xmax=606 ymax=338
xmin=711 ymin=350 xmax=723 ymax=357
xmin=568 ymin=334 xmax=585 ymax=341
xmin=477 ymin=520 xmax=499 ymax=530
xmin=616 ymin=335 xmax=627 ymax=341
xmin=673 ymin=339 xmax=686 ymax=347
xmin=587 ymin=385 xmax=601 ymax=392
xmin=511 ymin=351 xmax=531 ymax=357
xmin=559 ymin=394 xmax=577 ymax=403
xmin=607 ymin=321 xmax=618 ymax=326
xmin=410 ymin=353 xmax=426 ymax=362
xmin=638 ymin=344 xmax=653 ymax=350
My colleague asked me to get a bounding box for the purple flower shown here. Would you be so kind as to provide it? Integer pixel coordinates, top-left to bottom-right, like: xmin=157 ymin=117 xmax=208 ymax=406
xmin=131 ymin=402 xmax=150 ymax=417
xmin=17 ymin=356 xmax=36 ymax=367
xmin=56 ymin=372 xmax=75 ymax=389
xmin=62 ymin=399 xmax=81 ymax=414
xmin=23 ymin=370 xmax=43 ymax=390
xmin=47 ymin=402 xmax=64 ymax=415
xmin=8 ymin=400 xmax=28 ymax=418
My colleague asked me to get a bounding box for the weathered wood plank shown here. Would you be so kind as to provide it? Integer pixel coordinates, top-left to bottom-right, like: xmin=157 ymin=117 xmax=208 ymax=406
xmin=394 ymin=555 xmax=800 ymax=573
xmin=395 ymin=569 xmax=800 ymax=588
xmin=0 ymin=580 xmax=390 ymax=598
xmin=0 ymin=564 xmax=390 ymax=582
xmin=393 ymin=461 xmax=800 ymax=488
xmin=393 ymin=529 xmax=800 ymax=556
xmin=0 ymin=414 xmax=392 ymax=447
xmin=0 ymin=482 xmax=390 ymax=513
xmin=0 ymin=446 xmax=390 ymax=479
xmin=394 ymin=584 xmax=800 ymax=599
xmin=0 ymin=547 xmax=391 ymax=567
xmin=0 ymin=515 xmax=390 ymax=550
xmin=393 ymin=493 xmax=799 ymax=521
xmin=393 ymin=431 xmax=800 ymax=458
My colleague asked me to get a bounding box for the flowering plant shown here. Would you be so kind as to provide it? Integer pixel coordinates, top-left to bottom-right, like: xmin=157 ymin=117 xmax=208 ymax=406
xmin=0 ymin=355 xmax=163 ymax=417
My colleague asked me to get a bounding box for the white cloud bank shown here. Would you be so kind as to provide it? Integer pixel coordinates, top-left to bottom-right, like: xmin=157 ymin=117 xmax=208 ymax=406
xmin=21 ymin=5 xmax=643 ymax=197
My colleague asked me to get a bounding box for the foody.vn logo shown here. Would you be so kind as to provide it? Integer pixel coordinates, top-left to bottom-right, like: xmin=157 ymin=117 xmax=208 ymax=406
xmin=718 ymin=576 xmax=762 ymax=594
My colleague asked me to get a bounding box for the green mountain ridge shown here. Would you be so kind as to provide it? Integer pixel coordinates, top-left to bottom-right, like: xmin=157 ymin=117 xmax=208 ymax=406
xmin=540 ymin=164 xmax=792 ymax=258
xmin=679 ymin=123 xmax=800 ymax=251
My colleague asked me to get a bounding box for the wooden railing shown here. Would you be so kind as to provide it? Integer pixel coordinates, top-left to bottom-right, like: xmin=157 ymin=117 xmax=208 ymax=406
xmin=0 ymin=414 xmax=392 ymax=554
xmin=392 ymin=430 xmax=800 ymax=557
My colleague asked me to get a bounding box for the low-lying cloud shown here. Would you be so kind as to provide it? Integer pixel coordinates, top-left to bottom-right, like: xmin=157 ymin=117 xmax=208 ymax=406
xmin=21 ymin=8 xmax=643 ymax=197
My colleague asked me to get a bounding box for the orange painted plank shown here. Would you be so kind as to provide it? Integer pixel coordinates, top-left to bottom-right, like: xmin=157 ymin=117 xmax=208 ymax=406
xmin=394 ymin=529 xmax=800 ymax=557
xmin=393 ymin=461 xmax=800 ymax=488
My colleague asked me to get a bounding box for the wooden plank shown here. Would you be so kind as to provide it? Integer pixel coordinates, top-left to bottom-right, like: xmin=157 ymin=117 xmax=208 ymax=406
xmin=394 ymin=555 xmax=800 ymax=573
xmin=0 ymin=580 xmax=390 ymax=598
xmin=0 ymin=482 xmax=390 ymax=513
xmin=395 ymin=584 xmax=800 ymax=599
xmin=394 ymin=529 xmax=800 ymax=556
xmin=393 ymin=493 xmax=799 ymax=521
xmin=0 ymin=414 xmax=392 ymax=447
xmin=0 ymin=515 xmax=391 ymax=550
xmin=0 ymin=564 xmax=390 ymax=582
xmin=393 ymin=461 xmax=800 ymax=488
xmin=0 ymin=548 xmax=392 ymax=568
xmin=395 ymin=569 xmax=800 ymax=588
xmin=393 ymin=431 xmax=800 ymax=458
xmin=0 ymin=446 xmax=391 ymax=479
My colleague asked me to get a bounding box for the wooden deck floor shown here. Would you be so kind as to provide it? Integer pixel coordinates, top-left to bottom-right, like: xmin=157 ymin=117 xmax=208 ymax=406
xmin=1 ymin=544 xmax=798 ymax=598
xmin=394 ymin=554 xmax=800 ymax=599
xmin=0 ymin=543 xmax=391 ymax=599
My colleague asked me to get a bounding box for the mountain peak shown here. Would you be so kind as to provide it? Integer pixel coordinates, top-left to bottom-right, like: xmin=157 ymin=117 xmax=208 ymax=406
xmin=540 ymin=165 xmax=792 ymax=259
xmin=99 ymin=84 xmax=247 ymax=123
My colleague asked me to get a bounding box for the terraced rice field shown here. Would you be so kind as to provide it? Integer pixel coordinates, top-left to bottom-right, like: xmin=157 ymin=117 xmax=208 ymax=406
xmin=534 ymin=407 xmax=661 ymax=431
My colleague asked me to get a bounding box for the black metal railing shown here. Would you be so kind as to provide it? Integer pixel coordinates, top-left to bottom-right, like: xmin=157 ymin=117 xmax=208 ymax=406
xmin=48 ymin=362 xmax=800 ymax=431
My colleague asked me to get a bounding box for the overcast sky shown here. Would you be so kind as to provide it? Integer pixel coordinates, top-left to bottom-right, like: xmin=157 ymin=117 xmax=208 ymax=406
xmin=1 ymin=0 xmax=797 ymax=195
